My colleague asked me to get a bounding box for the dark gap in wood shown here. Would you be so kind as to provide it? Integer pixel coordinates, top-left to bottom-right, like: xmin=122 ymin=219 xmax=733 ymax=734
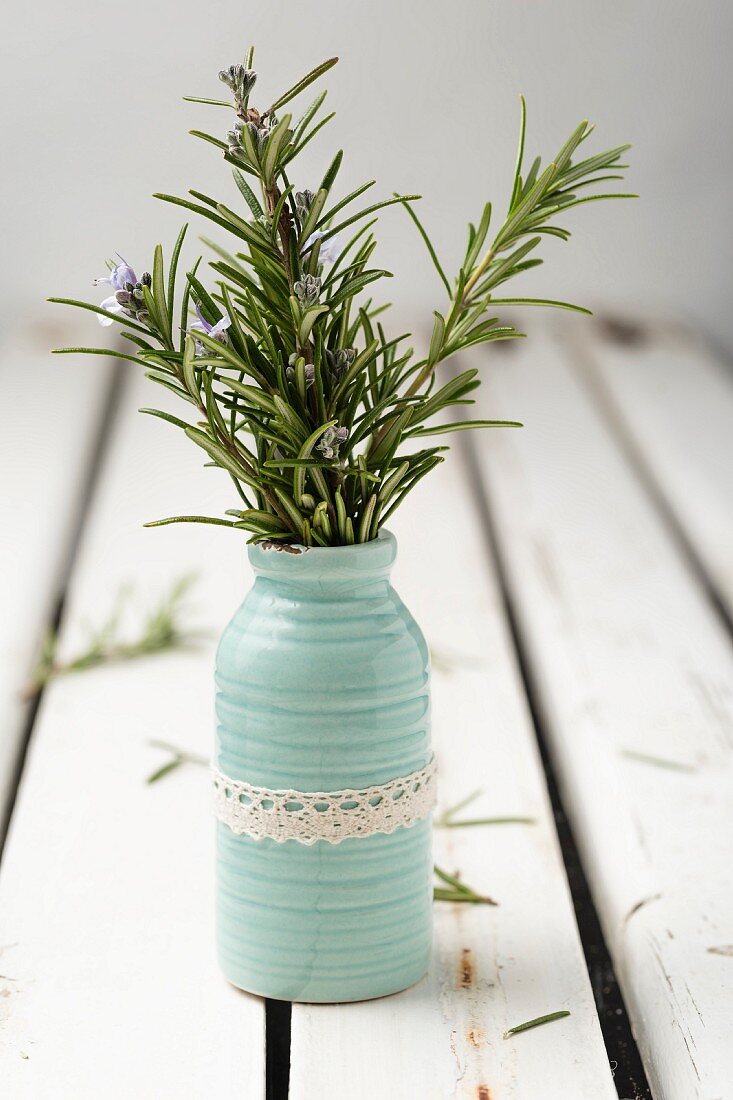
xmin=459 ymin=429 xmax=653 ymax=1100
xmin=0 ymin=589 xmax=63 ymax=852
xmin=265 ymin=999 xmax=292 ymax=1099
xmin=568 ymin=340 xmax=733 ymax=642
xmin=0 ymin=362 xmax=127 ymax=858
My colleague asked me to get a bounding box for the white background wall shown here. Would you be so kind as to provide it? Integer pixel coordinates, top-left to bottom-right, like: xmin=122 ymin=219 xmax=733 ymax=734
xmin=2 ymin=1 xmax=731 ymax=351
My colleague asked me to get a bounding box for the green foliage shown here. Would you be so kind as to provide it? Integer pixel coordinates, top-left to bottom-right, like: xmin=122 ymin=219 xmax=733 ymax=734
xmin=25 ymin=576 xmax=198 ymax=697
xmin=433 ymin=865 xmax=498 ymax=906
xmin=435 ymin=788 xmax=536 ymax=828
xmin=50 ymin=51 xmax=634 ymax=546
xmin=146 ymin=740 xmax=209 ymax=784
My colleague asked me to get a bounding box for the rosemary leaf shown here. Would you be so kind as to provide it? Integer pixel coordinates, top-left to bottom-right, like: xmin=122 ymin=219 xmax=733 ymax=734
xmin=439 ymin=816 xmax=537 ymax=829
xmin=503 ymin=1010 xmax=571 ymax=1040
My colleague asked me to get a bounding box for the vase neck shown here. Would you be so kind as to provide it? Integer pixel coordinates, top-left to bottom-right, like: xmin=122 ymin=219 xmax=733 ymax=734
xmin=247 ymin=530 xmax=397 ymax=597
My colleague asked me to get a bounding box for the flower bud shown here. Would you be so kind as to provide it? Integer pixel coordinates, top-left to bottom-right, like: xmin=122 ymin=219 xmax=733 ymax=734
xmin=294 ymin=274 xmax=321 ymax=306
xmin=316 ymin=423 xmax=348 ymax=460
xmin=326 ymin=347 xmax=356 ymax=380
xmin=295 ymin=190 xmax=315 ymax=219
xmin=241 ymin=69 xmax=257 ymax=97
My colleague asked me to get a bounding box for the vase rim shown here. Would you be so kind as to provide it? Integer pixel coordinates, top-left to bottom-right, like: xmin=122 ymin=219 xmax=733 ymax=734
xmin=247 ymin=528 xmax=397 ymax=580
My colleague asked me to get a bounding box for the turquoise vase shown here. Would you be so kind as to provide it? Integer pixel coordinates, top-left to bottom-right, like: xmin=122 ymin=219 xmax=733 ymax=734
xmin=214 ymin=530 xmax=433 ymax=1002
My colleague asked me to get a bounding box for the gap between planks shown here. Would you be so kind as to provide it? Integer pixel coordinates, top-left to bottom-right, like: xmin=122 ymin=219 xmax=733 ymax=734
xmin=0 ymin=371 xmax=266 ymax=1098
xmin=289 ymin=424 xmax=618 ymax=1099
xmin=459 ymin=421 xmax=652 ymax=1100
xmin=565 ymin=316 xmax=733 ymax=638
xmin=0 ymin=362 xmax=125 ymax=853
xmin=266 ymin=1000 xmax=292 ymax=1100
xmin=466 ymin=321 xmax=733 ymax=1100
xmin=0 ymin=323 xmax=119 ymax=843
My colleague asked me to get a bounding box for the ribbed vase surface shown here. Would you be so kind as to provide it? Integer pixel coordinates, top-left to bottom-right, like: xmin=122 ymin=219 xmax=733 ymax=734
xmin=214 ymin=530 xmax=433 ymax=1002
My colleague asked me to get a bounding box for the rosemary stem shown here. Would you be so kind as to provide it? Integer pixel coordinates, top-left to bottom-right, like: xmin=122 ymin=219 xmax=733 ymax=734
xmin=461 ymin=245 xmax=496 ymax=301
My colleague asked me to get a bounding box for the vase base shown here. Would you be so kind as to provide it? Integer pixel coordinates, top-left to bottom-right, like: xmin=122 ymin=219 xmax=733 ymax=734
xmin=223 ymin=966 xmax=430 ymax=1004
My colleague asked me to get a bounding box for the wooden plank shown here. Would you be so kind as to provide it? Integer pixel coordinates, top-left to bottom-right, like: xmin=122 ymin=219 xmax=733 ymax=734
xmin=571 ymin=318 xmax=733 ymax=622
xmin=290 ymin=442 xmax=617 ymax=1097
xmin=468 ymin=326 xmax=733 ymax=1100
xmin=0 ymin=321 xmax=114 ymax=827
xmin=0 ymin=372 xmax=265 ymax=1098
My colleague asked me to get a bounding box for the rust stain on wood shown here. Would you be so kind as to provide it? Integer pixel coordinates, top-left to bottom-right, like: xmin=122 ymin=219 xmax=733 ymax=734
xmin=458 ymin=947 xmax=474 ymax=988
xmin=476 ymin=1086 xmax=492 ymax=1100
xmin=467 ymin=1027 xmax=484 ymax=1048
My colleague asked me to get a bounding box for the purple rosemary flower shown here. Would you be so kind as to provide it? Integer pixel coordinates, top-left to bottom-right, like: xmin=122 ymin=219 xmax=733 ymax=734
xmin=304 ymin=231 xmax=341 ymax=266
xmin=316 ymin=424 xmax=348 ymax=461
xmin=94 ymin=256 xmax=151 ymax=326
xmin=188 ymin=303 xmax=231 ymax=353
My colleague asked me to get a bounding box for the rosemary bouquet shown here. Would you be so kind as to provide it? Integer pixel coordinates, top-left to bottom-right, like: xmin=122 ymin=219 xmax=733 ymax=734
xmin=51 ymin=50 xmax=633 ymax=547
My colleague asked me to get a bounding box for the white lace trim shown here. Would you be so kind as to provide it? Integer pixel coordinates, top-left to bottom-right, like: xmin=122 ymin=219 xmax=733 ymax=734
xmin=213 ymin=758 xmax=437 ymax=845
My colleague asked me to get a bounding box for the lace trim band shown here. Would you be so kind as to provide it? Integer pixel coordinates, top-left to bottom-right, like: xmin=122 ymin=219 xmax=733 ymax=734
xmin=213 ymin=758 xmax=437 ymax=845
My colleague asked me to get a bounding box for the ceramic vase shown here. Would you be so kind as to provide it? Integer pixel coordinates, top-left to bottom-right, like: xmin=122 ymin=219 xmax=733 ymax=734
xmin=214 ymin=530 xmax=433 ymax=1002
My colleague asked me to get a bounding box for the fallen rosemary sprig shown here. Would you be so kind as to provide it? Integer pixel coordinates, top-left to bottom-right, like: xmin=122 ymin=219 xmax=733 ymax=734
xmin=24 ymin=575 xmax=199 ymax=698
xmin=442 ymin=817 xmax=538 ymax=829
xmin=146 ymin=739 xmax=209 ymax=783
xmin=433 ymin=864 xmax=498 ymax=906
xmin=621 ymin=749 xmax=696 ymax=773
xmin=503 ymin=1009 xmax=571 ymax=1040
xmin=436 ymin=789 xmax=536 ymax=829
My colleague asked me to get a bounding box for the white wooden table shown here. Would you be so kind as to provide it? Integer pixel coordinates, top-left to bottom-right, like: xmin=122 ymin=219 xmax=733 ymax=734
xmin=1 ymin=315 xmax=731 ymax=1099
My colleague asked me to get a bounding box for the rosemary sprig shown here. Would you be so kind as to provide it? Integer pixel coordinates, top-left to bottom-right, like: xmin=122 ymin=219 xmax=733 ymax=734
xmin=503 ymin=1010 xmax=571 ymax=1040
xmin=440 ymin=817 xmax=538 ymax=829
xmin=438 ymin=788 xmax=484 ymax=821
xmin=50 ymin=48 xmax=633 ymax=546
xmin=620 ymin=749 xmax=696 ymax=772
xmin=24 ymin=576 xmax=199 ymax=698
xmin=436 ymin=789 xmax=536 ymax=829
xmin=433 ymin=865 xmax=498 ymax=906
xmin=146 ymin=739 xmax=209 ymax=784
